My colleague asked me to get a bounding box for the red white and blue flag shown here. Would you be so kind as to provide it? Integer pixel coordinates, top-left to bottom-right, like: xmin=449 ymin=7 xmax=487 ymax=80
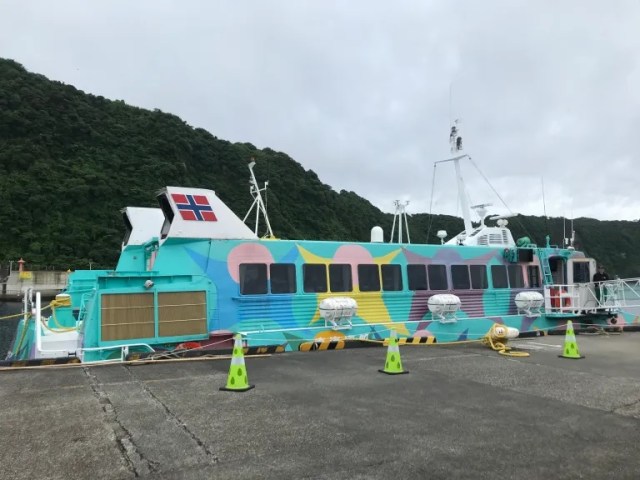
xmin=171 ymin=193 xmax=217 ymax=222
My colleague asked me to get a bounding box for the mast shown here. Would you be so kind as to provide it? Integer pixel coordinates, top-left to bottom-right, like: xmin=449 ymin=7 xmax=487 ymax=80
xmin=390 ymin=200 xmax=411 ymax=244
xmin=242 ymin=159 xmax=274 ymax=239
xmin=436 ymin=119 xmax=473 ymax=236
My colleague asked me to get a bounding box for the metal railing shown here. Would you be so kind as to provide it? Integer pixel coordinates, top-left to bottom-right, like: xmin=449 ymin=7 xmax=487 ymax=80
xmin=544 ymin=278 xmax=640 ymax=315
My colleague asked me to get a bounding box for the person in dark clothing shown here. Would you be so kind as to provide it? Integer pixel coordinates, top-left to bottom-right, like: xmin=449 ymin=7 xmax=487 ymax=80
xmin=593 ymin=265 xmax=610 ymax=303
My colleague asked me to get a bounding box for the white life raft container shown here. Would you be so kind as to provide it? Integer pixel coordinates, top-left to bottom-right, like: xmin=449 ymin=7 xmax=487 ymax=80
xmin=318 ymin=297 xmax=358 ymax=330
xmin=515 ymin=291 xmax=544 ymax=316
xmin=427 ymin=294 xmax=461 ymax=323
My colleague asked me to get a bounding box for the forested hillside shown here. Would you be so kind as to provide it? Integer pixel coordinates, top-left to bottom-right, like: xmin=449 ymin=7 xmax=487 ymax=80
xmin=1 ymin=58 xmax=639 ymax=276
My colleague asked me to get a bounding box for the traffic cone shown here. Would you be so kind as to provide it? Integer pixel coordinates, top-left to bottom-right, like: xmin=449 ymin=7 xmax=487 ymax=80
xmin=379 ymin=330 xmax=408 ymax=375
xmin=220 ymin=334 xmax=255 ymax=392
xmin=558 ymin=320 xmax=585 ymax=359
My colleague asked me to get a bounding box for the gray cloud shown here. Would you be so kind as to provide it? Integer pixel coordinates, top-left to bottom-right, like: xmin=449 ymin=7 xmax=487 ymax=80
xmin=1 ymin=0 xmax=639 ymax=220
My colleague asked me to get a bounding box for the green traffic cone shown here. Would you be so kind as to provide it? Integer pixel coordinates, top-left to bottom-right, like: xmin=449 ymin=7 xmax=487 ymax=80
xmin=220 ymin=334 xmax=255 ymax=392
xmin=558 ymin=320 xmax=585 ymax=359
xmin=379 ymin=330 xmax=409 ymax=375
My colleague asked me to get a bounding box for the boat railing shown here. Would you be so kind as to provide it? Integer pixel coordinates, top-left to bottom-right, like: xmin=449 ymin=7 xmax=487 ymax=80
xmin=544 ymin=278 xmax=640 ymax=315
xmin=543 ymin=284 xmax=582 ymax=315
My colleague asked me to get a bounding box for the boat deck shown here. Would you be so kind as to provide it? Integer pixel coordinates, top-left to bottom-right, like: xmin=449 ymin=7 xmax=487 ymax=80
xmin=2 ymin=333 xmax=640 ymax=479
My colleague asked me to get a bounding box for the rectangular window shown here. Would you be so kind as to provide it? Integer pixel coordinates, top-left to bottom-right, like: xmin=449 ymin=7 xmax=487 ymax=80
xmin=428 ymin=264 xmax=448 ymax=290
xmin=470 ymin=265 xmax=488 ymax=289
xmin=358 ymin=264 xmax=380 ymax=292
xmin=507 ymin=265 xmax=525 ymax=288
xmin=240 ymin=263 xmax=268 ymax=295
xmin=270 ymin=263 xmax=296 ymax=294
xmin=451 ymin=265 xmax=470 ymax=290
xmin=572 ymin=262 xmax=590 ymax=284
xmin=528 ymin=265 xmax=541 ymax=288
xmin=303 ymin=264 xmax=327 ymax=293
xmin=329 ymin=264 xmax=353 ymax=292
xmin=491 ymin=265 xmax=509 ymax=289
xmin=407 ymin=264 xmax=427 ymax=291
xmin=381 ymin=264 xmax=403 ymax=291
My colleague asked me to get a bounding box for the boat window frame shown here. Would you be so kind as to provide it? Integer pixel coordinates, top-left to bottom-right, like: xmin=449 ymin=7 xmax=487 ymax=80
xmin=470 ymin=265 xmax=488 ymax=289
xmin=329 ymin=264 xmax=353 ymax=293
xmin=358 ymin=264 xmax=381 ymax=292
xmin=527 ymin=265 xmax=541 ymax=288
xmin=381 ymin=264 xmax=403 ymax=291
xmin=239 ymin=263 xmax=268 ymax=295
xmin=507 ymin=264 xmax=525 ymax=289
xmin=491 ymin=265 xmax=509 ymax=289
xmin=270 ymin=263 xmax=297 ymax=294
xmin=303 ymin=264 xmax=328 ymax=293
xmin=428 ymin=264 xmax=448 ymax=291
xmin=451 ymin=264 xmax=471 ymax=290
xmin=407 ymin=264 xmax=428 ymax=291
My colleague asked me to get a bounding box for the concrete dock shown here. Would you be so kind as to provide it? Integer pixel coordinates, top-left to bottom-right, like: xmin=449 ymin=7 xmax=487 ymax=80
xmin=1 ymin=333 xmax=639 ymax=479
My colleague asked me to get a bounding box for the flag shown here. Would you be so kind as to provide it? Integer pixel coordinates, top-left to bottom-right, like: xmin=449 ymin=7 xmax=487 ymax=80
xmin=171 ymin=193 xmax=217 ymax=221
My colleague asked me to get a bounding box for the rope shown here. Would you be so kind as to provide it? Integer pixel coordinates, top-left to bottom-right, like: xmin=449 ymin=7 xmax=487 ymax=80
xmin=481 ymin=324 xmax=530 ymax=357
xmin=0 ymin=311 xmax=26 ymax=321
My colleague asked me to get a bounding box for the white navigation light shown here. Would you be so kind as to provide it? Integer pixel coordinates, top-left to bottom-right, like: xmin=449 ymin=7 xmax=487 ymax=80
xmin=436 ymin=230 xmax=447 ymax=244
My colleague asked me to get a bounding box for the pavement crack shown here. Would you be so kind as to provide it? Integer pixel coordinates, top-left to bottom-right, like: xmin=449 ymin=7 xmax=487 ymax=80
xmin=124 ymin=366 xmax=219 ymax=464
xmin=612 ymin=397 xmax=640 ymax=415
xmin=83 ymin=367 xmax=154 ymax=477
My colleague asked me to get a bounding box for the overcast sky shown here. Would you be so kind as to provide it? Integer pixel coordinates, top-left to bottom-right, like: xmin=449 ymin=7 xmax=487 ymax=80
xmin=2 ymin=1 xmax=639 ymax=221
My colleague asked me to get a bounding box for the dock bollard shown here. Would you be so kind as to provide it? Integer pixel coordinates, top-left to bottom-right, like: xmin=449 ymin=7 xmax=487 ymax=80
xmin=220 ymin=334 xmax=255 ymax=392
xmin=378 ymin=330 xmax=409 ymax=375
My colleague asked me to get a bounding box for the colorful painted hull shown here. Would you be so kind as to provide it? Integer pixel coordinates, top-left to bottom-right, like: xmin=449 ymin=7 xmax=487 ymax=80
xmin=9 ymin=235 xmax=638 ymax=364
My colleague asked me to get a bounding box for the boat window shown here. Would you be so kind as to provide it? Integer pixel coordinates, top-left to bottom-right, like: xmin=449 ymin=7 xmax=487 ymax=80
xmin=548 ymin=257 xmax=565 ymax=283
xmin=470 ymin=265 xmax=488 ymax=289
xmin=407 ymin=264 xmax=428 ymax=291
xmin=270 ymin=263 xmax=296 ymax=294
xmin=358 ymin=264 xmax=380 ymax=292
xmin=303 ymin=264 xmax=327 ymax=293
xmin=507 ymin=265 xmax=525 ymax=288
xmin=381 ymin=264 xmax=403 ymax=291
xmin=329 ymin=264 xmax=353 ymax=292
xmin=428 ymin=264 xmax=448 ymax=291
xmin=491 ymin=265 xmax=509 ymax=288
xmin=451 ymin=265 xmax=471 ymax=290
xmin=239 ymin=263 xmax=268 ymax=295
xmin=573 ymin=262 xmax=590 ymax=283
xmin=527 ymin=265 xmax=540 ymax=288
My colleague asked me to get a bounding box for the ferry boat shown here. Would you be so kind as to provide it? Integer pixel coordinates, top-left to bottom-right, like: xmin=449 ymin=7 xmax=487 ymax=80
xmin=6 ymin=126 xmax=640 ymax=364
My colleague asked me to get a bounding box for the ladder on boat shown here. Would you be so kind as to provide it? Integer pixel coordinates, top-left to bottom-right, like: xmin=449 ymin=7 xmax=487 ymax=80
xmin=536 ymin=248 xmax=554 ymax=285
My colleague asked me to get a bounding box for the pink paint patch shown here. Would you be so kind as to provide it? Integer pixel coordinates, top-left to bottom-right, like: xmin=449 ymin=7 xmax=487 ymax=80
xmin=412 ymin=329 xmax=433 ymax=338
xmin=227 ymin=243 xmax=275 ymax=282
xmin=333 ymin=245 xmax=374 ymax=286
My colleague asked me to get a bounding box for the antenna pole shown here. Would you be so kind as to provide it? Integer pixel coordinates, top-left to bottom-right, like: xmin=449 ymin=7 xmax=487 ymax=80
xmin=541 ymin=176 xmax=547 ymax=218
xmin=391 ymin=200 xmax=411 ymax=244
xmin=244 ymin=160 xmax=274 ymax=239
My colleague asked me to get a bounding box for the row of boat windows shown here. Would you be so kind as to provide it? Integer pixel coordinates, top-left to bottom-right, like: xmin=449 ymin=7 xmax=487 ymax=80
xmin=239 ymin=263 xmax=541 ymax=295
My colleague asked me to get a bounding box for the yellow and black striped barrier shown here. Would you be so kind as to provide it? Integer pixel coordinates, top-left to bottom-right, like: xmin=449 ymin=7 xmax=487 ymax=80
xmin=299 ymin=336 xmax=438 ymax=352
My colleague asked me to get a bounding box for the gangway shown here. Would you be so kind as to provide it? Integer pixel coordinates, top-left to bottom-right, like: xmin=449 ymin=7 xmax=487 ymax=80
xmin=544 ymin=277 xmax=640 ymax=317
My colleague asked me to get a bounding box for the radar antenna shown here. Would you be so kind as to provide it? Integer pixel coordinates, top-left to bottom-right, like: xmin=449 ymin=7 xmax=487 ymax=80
xmin=242 ymin=159 xmax=275 ymax=239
